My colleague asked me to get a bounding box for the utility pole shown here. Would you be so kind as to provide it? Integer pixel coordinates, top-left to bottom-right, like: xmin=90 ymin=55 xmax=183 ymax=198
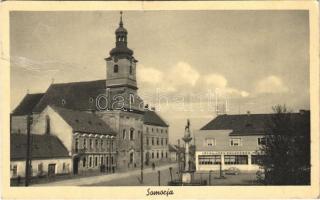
xmin=25 ymin=114 xmax=32 ymax=186
xmin=140 ymin=130 xmax=144 ymax=183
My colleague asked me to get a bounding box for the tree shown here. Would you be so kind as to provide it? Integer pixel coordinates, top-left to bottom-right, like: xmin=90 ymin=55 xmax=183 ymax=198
xmin=259 ymin=105 xmax=310 ymax=185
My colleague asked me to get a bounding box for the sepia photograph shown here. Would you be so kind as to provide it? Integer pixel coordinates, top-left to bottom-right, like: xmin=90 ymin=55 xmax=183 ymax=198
xmin=1 ymin=1 xmax=319 ymax=199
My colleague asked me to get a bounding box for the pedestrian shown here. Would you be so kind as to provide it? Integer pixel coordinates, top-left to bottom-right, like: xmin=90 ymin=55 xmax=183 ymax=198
xmin=152 ymin=162 xmax=155 ymax=170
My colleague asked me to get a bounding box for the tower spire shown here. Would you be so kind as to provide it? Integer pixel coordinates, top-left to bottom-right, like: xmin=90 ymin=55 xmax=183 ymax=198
xmin=119 ymin=11 xmax=123 ymax=27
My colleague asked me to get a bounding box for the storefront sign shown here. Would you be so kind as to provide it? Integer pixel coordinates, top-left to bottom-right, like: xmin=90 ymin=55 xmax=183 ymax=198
xmin=199 ymin=151 xmax=255 ymax=155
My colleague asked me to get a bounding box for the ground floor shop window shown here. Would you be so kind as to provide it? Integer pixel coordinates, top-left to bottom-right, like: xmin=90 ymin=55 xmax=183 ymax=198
xmin=224 ymin=155 xmax=248 ymax=165
xmin=198 ymin=155 xmax=221 ymax=165
xmin=251 ymin=155 xmax=263 ymax=165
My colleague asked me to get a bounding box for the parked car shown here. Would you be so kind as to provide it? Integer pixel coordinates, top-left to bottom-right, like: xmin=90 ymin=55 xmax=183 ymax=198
xmin=224 ymin=167 xmax=240 ymax=175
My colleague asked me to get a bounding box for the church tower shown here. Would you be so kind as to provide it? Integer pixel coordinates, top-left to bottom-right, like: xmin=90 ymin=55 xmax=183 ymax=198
xmin=100 ymin=12 xmax=144 ymax=171
xmin=105 ymin=11 xmax=138 ymax=89
xmin=105 ymin=11 xmax=142 ymax=111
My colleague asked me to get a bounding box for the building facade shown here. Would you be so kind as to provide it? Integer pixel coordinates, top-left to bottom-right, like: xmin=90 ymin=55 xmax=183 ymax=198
xmin=32 ymin=105 xmax=117 ymax=174
xmin=143 ymin=109 xmax=169 ymax=166
xmin=10 ymin=133 xmax=71 ymax=179
xmin=195 ymin=112 xmax=309 ymax=172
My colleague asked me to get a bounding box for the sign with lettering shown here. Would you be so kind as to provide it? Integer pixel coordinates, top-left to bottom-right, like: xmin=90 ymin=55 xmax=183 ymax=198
xmin=199 ymin=151 xmax=256 ymax=155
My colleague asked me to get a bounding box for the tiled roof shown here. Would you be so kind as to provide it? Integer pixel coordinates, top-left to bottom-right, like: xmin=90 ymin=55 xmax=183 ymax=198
xmin=33 ymin=80 xmax=106 ymax=113
xmin=10 ymin=133 xmax=70 ymax=160
xmin=200 ymin=111 xmax=310 ymax=136
xmin=11 ymin=93 xmax=44 ymax=116
xmin=144 ymin=110 xmax=169 ymax=127
xmin=51 ymin=106 xmax=116 ymax=135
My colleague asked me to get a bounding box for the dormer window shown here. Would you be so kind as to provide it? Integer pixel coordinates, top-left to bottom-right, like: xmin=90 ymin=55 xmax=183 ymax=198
xmin=61 ymin=99 xmax=66 ymax=105
xmin=114 ymin=65 xmax=119 ymax=73
xmin=89 ymin=97 xmax=94 ymax=103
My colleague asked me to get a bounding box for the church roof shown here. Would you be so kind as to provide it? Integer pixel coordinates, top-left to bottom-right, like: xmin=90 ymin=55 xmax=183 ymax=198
xmin=144 ymin=110 xmax=169 ymax=127
xmin=200 ymin=111 xmax=310 ymax=136
xmin=32 ymin=80 xmax=106 ymax=113
xmin=10 ymin=133 xmax=70 ymax=160
xmin=12 ymin=93 xmax=44 ymax=116
xmin=50 ymin=105 xmax=116 ymax=135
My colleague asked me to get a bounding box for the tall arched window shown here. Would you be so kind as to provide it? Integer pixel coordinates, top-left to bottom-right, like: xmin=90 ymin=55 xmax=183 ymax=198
xmin=114 ymin=65 xmax=119 ymax=73
xmin=129 ymin=128 xmax=134 ymax=141
xmin=122 ymin=129 xmax=126 ymax=140
xmin=45 ymin=115 xmax=50 ymax=134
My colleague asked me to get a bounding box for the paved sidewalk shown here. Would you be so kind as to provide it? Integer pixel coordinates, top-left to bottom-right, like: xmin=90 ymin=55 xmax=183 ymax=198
xmin=35 ymin=163 xmax=177 ymax=186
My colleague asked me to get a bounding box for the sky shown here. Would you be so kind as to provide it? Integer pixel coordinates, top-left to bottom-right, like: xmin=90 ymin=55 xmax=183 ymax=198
xmin=10 ymin=10 xmax=310 ymax=144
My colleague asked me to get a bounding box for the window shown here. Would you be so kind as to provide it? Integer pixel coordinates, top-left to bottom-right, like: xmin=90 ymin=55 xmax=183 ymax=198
xmin=161 ymin=151 xmax=163 ymax=158
xmin=45 ymin=115 xmax=50 ymax=134
xmin=161 ymin=138 xmax=163 ymax=146
xmin=83 ymin=157 xmax=86 ymax=167
xmin=122 ymin=129 xmax=126 ymax=140
xmin=224 ymin=155 xmax=248 ymax=165
xmin=95 ymin=157 xmax=98 ymax=166
xmin=152 ymin=128 xmax=154 ymax=132
xmin=146 ymin=127 xmax=149 ymax=133
xmin=198 ymin=155 xmax=221 ymax=165
xmin=62 ymin=163 xmax=66 ymax=171
xmin=101 ymin=157 xmax=104 ymax=165
xmin=156 ymin=128 xmax=159 ymax=133
xmin=146 ymin=137 xmax=149 ymax=146
xmin=152 ymin=137 xmax=154 ymax=145
xmin=83 ymin=138 xmax=87 ymax=148
xmin=205 ymin=138 xmax=216 ymax=147
xmin=114 ymin=64 xmax=119 ymax=73
xmin=130 ymin=129 xmax=134 ymax=141
xmin=95 ymin=139 xmax=98 ymax=149
xmin=129 ymin=65 xmax=133 ymax=74
xmin=258 ymin=137 xmax=266 ymax=145
xmin=156 ymin=152 xmax=159 ymax=158
xmin=75 ymin=138 xmax=79 ymax=152
xmin=166 ymin=152 xmax=168 ymax=158
xmin=101 ymin=140 xmax=104 ymax=149
xmin=89 ymin=97 xmax=94 ymax=103
xmin=157 ymin=138 xmax=159 ymax=145
xmin=161 ymin=129 xmax=163 ymax=133
xmin=251 ymin=155 xmax=263 ymax=165
xmin=230 ymin=138 xmax=242 ymax=146
xmin=89 ymin=157 xmax=92 ymax=167
xmin=38 ymin=163 xmax=43 ymax=173
xmin=61 ymin=99 xmax=66 ymax=105
xmin=89 ymin=139 xmax=93 ymax=149
xmin=152 ymin=152 xmax=154 ymax=159
xmin=165 ymin=139 xmax=168 ymax=145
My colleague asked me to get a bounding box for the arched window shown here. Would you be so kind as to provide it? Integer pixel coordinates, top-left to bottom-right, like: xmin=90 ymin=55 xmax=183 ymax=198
xmin=45 ymin=115 xmax=50 ymax=134
xmin=129 ymin=129 xmax=134 ymax=141
xmin=114 ymin=65 xmax=119 ymax=73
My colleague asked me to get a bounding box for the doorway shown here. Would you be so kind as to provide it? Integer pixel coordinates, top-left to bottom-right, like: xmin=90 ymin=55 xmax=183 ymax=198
xmin=73 ymin=157 xmax=79 ymax=175
xmin=48 ymin=164 xmax=56 ymax=176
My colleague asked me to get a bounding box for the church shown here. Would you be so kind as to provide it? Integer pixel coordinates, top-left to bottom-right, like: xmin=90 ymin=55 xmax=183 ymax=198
xmin=10 ymin=12 xmax=170 ymax=177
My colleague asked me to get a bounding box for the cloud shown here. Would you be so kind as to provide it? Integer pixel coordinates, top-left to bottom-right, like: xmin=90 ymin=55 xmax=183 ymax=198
xmin=137 ymin=65 xmax=163 ymax=84
xmin=167 ymin=62 xmax=200 ymax=87
xmin=255 ymin=75 xmax=289 ymax=94
xmin=203 ymin=73 xmax=249 ymax=98
xmin=204 ymin=73 xmax=228 ymax=88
